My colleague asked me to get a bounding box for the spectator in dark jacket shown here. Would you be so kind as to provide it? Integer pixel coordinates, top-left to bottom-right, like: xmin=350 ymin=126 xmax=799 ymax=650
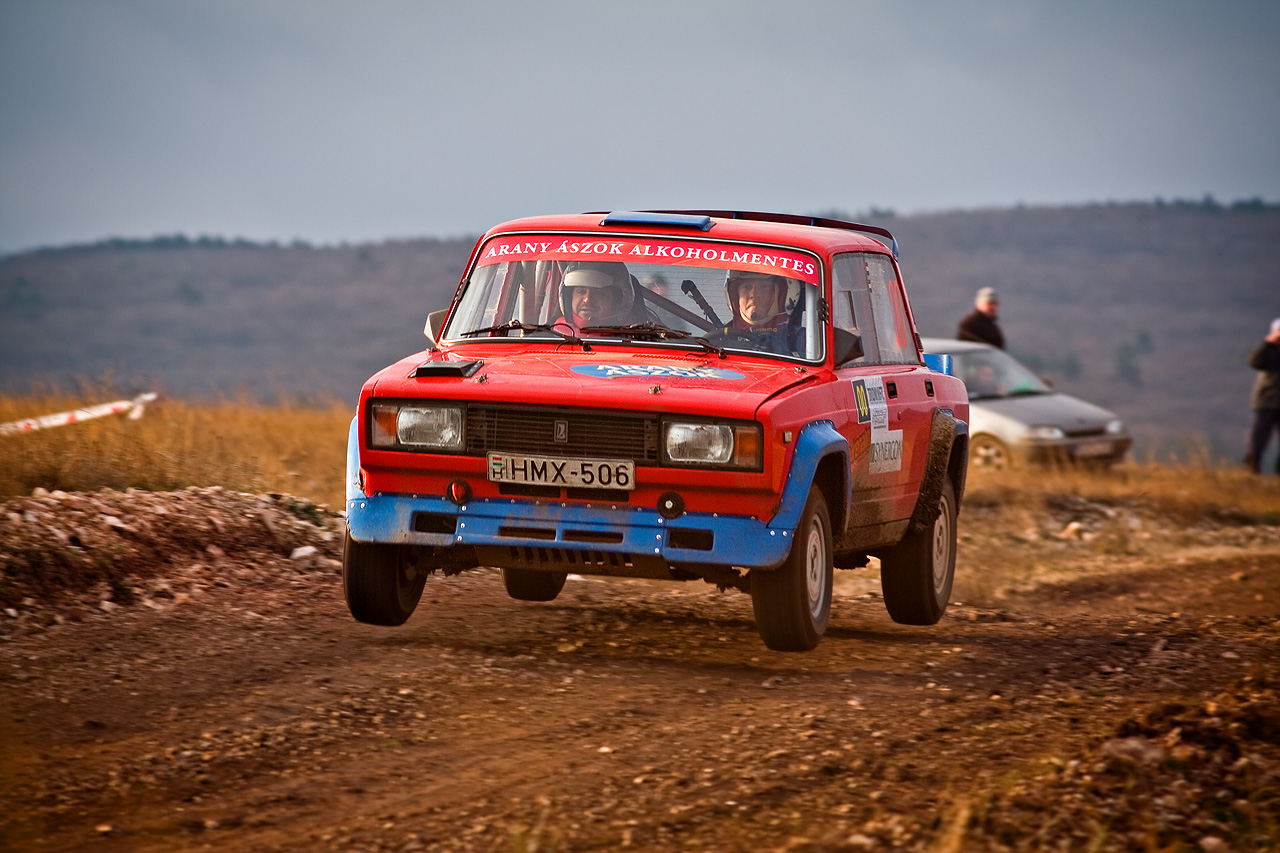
xmin=957 ymin=287 xmax=1004 ymax=349
xmin=1244 ymin=317 xmax=1280 ymax=474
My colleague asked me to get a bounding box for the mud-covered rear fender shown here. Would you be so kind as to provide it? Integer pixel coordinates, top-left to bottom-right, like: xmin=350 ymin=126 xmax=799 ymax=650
xmin=906 ymin=409 xmax=968 ymax=535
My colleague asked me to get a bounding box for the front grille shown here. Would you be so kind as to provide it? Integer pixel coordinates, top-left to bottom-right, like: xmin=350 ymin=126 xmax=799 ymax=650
xmin=466 ymin=406 xmax=660 ymax=464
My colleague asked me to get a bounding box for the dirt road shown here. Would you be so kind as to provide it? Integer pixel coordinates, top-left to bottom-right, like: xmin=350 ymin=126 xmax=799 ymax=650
xmin=1 ymin=489 xmax=1277 ymax=852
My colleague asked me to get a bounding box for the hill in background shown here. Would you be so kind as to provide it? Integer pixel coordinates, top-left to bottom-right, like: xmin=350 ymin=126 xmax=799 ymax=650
xmin=2 ymin=202 xmax=1277 ymax=461
xmin=0 ymin=236 xmax=471 ymax=406
xmin=870 ymin=202 xmax=1279 ymax=461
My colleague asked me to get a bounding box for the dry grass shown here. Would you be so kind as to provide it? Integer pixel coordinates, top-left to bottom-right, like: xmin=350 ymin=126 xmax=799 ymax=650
xmin=3 ymin=389 xmax=1279 ymax=528
xmin=0 ymin=390 xmax=352 ymax=509
xmin=950 ymin=461 xmax=1280 ymax=606
xmin=965 ymin=461 xmax=1280 ymax=526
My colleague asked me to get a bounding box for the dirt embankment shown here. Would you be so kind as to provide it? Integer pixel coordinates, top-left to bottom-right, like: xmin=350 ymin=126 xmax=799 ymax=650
xmin=1 ymin=487 xmax=1278 ymax=852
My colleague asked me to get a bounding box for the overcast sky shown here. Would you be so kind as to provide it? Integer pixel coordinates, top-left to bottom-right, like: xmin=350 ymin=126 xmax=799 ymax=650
xmin=1 ymin=0 xmax=1278 ymax=254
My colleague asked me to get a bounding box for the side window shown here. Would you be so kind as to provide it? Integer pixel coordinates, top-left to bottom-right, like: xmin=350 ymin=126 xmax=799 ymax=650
xmin=832 ymin=253 xmax=879 ymax=363
xmin=865 ymin=255 xmax=918 ymax=364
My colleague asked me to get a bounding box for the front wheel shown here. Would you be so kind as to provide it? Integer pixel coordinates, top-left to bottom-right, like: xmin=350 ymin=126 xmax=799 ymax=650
xmin=343 ymin=531 xmax=426 ymax=626
xmin=501 ymin=568 xmax=567 ymax=602
xmin=751 ymin=487 xmax=833 ymax=652
xmin=880 ymin=478 xmax=957 ymax=625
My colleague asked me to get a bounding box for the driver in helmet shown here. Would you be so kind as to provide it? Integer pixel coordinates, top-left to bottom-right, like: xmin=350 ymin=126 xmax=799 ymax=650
xmin=554 ymin=261 xmax=633 ymax=334
xmin=724 ymin=270 xmax=793 ymax=353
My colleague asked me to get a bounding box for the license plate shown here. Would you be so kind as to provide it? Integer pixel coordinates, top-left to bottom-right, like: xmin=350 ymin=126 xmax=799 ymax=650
xmin=487 ymin=453 xmax=636 ymax=490
xmin=1074 ymin=440 xmax=1114 ymax=458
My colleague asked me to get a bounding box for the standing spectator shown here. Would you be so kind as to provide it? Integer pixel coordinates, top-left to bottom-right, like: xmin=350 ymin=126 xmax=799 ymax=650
xmin=957 ymin=286 xmax=1004 ymax=349
xmin=1244 ymin=317 xmax=1280 ymax=474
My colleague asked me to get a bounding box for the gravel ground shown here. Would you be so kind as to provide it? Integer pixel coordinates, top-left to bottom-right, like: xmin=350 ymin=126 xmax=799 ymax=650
xmin=1 ymin=486 xmax=1277 ymax=852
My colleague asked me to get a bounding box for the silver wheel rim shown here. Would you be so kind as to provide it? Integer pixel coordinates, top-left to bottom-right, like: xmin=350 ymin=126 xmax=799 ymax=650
xmin=804 ymin=514 xmax=828 ymax=619
xmin=931 ymin=493 xmax=952 ymax=596
xmin=973 ymin=439 xmax=1007 ymax=470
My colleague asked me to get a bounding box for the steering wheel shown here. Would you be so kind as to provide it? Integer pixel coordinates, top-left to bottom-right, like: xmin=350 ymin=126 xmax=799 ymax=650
xmin=705 ymin=328 xmax=763 ymax=348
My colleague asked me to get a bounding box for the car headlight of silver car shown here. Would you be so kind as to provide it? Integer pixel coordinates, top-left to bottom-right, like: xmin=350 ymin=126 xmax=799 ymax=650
xmin=370 ymin=402 xmax=463 ymax=450
xmin=1026 ymin=425 xmax=1066 ymax=441
xmin=1105 ymin=419 xmax=1125 ymax=435
xmin=663 ymin=421 xmax=762 ymax=469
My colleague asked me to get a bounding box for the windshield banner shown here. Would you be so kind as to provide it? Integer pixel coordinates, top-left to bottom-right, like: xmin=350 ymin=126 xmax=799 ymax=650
xmin=476 ymin=236 xmax=820 ymax=283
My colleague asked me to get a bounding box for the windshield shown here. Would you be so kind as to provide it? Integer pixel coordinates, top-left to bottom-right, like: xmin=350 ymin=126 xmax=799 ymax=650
xmin=951 ymin=348 xmax=1051 ymax=399
xmin=442 ymin=234 xmax=825 ymax=361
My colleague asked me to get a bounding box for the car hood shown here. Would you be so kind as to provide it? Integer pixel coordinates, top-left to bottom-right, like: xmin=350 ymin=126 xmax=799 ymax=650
xmin=367 ymin=347 xmax=815 ymax=419
xmin=971 ymin=391 xmax=1118 ymax=434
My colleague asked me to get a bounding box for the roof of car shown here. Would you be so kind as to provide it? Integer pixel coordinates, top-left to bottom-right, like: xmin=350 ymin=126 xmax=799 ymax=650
xmin=919 ymin=337 xmax=996 ymax=353
xmin=483 ymin=211 xmax=898 ymax=257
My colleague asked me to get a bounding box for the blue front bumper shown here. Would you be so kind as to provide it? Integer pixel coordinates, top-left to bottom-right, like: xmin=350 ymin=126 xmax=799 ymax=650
xmin=345 ymin=418 xmax=850 ymax=572
xmin=347 ymin=493 xmax=796 ymax=569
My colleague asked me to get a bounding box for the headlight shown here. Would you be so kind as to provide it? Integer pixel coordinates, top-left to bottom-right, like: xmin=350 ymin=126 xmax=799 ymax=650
xmin=663 ymin=421 xmax=762 ymax=469
xmin=1026 ymin=425 xmax=1065 ymax=440
xmin=1105 ymin=419 xmax=1125 ymax=435
xmin=370 ymin=403 xmax=463 ymax=450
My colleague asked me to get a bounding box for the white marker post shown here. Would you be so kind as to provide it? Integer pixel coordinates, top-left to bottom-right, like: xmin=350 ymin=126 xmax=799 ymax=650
xmin=0 ymin=393 xmax=159 ymax=436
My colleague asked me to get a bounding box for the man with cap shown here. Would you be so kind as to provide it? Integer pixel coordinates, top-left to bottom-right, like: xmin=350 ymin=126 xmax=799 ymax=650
xmin=957 ymin=287 xmax=1005 ymax=349
xmin=1244 ymin=317 xmax=1280 ymax=474
xmin=555 ymin=261 xmax=633 ymax=334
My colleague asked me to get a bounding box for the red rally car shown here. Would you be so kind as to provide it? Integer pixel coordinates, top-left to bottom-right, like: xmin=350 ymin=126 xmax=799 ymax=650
xmin=344 ymin=210 xmax=969 ymax=651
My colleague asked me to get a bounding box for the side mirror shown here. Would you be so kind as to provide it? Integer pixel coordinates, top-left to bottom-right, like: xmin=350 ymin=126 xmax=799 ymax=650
xmin=424 ymin=309 xmax=448 ymax=346
xmin=833 ymin=328 xmax=864 ymax=367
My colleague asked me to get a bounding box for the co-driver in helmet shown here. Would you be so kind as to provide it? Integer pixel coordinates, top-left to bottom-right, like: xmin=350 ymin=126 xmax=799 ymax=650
xmin=722 ymin=270 xmax=794 ymax=353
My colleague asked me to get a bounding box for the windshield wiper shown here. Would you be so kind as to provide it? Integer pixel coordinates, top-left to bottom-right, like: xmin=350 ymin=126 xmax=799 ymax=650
xmin=686 ymin=335 xmax=728 ymax=359
xmin=581 ymin=321 xmax=688 ymax=340
xmin=581 ymin=322 xmax=726 ymax=359
xmin=460 ymin=320 xmax=589 ymax=350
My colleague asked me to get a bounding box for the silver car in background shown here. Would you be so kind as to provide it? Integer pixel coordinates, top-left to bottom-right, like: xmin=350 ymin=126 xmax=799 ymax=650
xmin=921 ymin=338 xmax=1131 ymax=469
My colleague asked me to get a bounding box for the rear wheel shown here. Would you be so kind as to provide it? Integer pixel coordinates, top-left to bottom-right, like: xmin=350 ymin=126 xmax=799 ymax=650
xmin=501 ymin=568 xmax=567 ymax=602
xmin=969 ymin=434 xmax=1011 ymax=470
xmin=751 ymin=487 xmax=833 ymax=652
xmin=881 ymin=478 xmax=957 ymax=625
xmin=343 ymin=531 xmax=426 ymax=626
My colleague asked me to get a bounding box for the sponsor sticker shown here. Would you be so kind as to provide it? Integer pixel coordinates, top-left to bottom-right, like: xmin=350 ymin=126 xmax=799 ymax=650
xmin=475 ymin=236 xmax=820 ymax=283
xmin=851 ymin=377 xmax=903 ymax=474
xmin=571 ymin=364 xmax=745 ymax=380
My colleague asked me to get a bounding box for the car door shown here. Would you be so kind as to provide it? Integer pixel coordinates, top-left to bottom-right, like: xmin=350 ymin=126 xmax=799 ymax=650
xmin=863 ymin=253 xmax=933 ymax=507
xmin=831 ymin=252 xmax=930 ymax=531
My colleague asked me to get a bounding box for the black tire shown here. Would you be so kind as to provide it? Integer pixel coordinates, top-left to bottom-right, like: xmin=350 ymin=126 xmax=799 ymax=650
xmin=881 ymin=478 xmax=957 ymax=625
xmin=751 ymin=487 xmax=833 ymax=652
xmin=969 ymin=434 xmax=1011 ymax=470
xmin=342 ymin=531 xmax=426 ymax=626
xmin=501 ymin=568 xmax=567 ymax=602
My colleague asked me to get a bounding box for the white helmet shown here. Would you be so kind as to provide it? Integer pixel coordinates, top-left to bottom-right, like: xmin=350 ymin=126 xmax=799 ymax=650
xmin=560 ymin=261 xmax=633 ymax=320
xmin=725 ymin=270 xmax=789 ymax=325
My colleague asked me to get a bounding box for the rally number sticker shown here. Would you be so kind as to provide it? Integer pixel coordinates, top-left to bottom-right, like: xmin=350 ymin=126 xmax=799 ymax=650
xmin=851 ymin=376 xmax=903 ymax=474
